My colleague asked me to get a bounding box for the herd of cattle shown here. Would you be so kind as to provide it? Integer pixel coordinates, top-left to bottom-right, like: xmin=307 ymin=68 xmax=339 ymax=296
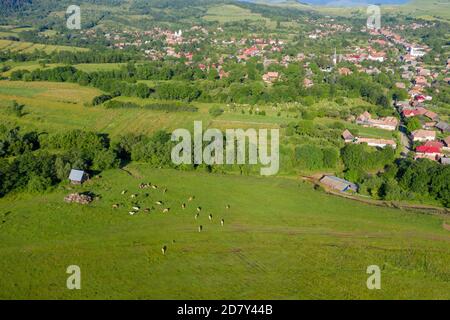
xmin=111 ymin=182 xmax=230 ymax=255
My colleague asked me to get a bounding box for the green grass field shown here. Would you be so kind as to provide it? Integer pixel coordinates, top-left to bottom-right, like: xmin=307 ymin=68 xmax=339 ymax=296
xmin=0 ymin=81 xmax=215 ymax=137
xmin=0 ymin=81 xmax=397 ymax=143
xmin=267 ymin=0 xmax=449 ymax=22
xmin=0 ymin=39 xmax=88 ymax=53
xmin=203 ymin=4 xmax=277 ymax=28
xmin=0 ymin=164 xmax=449 ymax=299
xmin=74 ymin=63 xmax=126 ymax=73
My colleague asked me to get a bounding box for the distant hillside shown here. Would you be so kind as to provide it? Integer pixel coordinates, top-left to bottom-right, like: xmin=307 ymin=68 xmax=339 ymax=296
xmin=247 ymin=0 xmax=410 ymax=5
xmin=298 ymin=0 xmax=410 ymax=5
xmin=0 ymin=0 xmax=32 ymax=11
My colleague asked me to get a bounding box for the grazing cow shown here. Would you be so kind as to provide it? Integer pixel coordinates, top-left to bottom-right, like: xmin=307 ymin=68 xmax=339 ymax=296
xmin=162 ymin=245 xmax=167 ymax=255
xmin=152 ymin=185 xmax=158 ymax=190
xmin=195 ymin=213 xmax=199 ymax=220
xmin=209 ymin=214 xmax=213 ymax=221
xmin=221 ymin=219 xmax=224 ymax=226
xmin=188 ymin=196 xmax=195 ymax=202
xmin=144 ymin=208 xmax=150 ymax=213
xmin=226 ymin=205 xmax=230 ymax=209
xmin=139 ymin=183 xmax=148 ymax=189
xmin=163 ymin=208 xmax=170 ymax=213
xmin=112 ymin=204 xmax=119 ymax=209
xmin=132 ymin=206 xmax=140 ymax=211
xmin=129 ymin=211 xmax=136 ymax=215
xmin=197 ymin=207 xmax=202 ymax=212
xmin=163 ymin=188 xmax=168 ymax=193
xmin=155 ymin=201 xmax=163 ymax=205
xmin=131 ymin=194 xmax=138 ymax=199
xmin=198 ymin=225 xmax=203 ymax=232
xmin=181 ymin=203 xmax=186 ymax=209
xmin=121 ymin=190 xmax=127 ymax=195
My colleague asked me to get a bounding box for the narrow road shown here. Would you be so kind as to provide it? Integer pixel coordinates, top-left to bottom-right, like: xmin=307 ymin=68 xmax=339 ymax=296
xmin=399 ymin=125 xmax=412 ymax=156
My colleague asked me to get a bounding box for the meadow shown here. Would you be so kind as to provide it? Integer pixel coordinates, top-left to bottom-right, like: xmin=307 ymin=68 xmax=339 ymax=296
xmin=0 ymin=39 xmax=88 ymax=54
xmin=0 ymin=164 xmax=448 ymax=299
xmin=203 ymin=4 xmax=278 ymax=28
xmin=0 ymin=81 xmax=212 ymax=136
xmin=0 ymin=80 xmax=396 ymax=142
xmin=268 ymin=0 xmax=450 ymax=22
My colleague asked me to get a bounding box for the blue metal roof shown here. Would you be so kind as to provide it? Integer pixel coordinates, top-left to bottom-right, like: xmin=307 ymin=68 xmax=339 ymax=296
xmin=321 ymin=175 xmax=358 ymax=192
xmin=69 ymin=169 xmax=85 ymax=182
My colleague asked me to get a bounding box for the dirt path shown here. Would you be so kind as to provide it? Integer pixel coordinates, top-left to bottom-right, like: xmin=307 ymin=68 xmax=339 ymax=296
xmin=301 ymin=175 xmax=449 ymax=216
xmin=121 ymin=167 xmax=143 ymax=179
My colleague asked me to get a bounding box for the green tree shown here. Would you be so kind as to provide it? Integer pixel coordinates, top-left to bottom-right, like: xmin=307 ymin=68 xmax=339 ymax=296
xmin=295 ymin=144 xmax=323 ymax=170
xmin=322 ymin=147 xmax=339 ymax=168
xmin=405 ymin=117 xmax=421 ymax=134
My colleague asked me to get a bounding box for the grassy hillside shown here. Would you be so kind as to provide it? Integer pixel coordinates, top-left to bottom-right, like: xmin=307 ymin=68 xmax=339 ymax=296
xmin=0 ymin=81 xmax=214 ymax=136
xmin=260 ymin=0 xmax=450 ymax=22
xmin=0 ymin=39 xmax=88 ymax=53
xmin=204 ymin=4 xmax=276 ymax=27
xmin=0 ymin=164 xmax=449 ymax=299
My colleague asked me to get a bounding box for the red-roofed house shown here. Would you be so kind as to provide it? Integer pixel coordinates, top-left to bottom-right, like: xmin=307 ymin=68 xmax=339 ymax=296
xmin=411 ymin=129 xmax=436 ymax=142
xmin=339 ymin=67 xmax=353 ymax=76
xmin=262 ymin=72 xmax=280 ymax=84
xmin=402 ymin=107 xmax=427 ymax=118
xmin=424 ymin=110 xmax=439 ymax=121
xmin=415 ymin=145 xmax=442 ymax=161
xmin=423 ymin=141 xmax=444 ymax=149
xmin=357 ymin=138 xmax=397 ymax=149
xmin=342 ymin=130 xmax=355 ymax=143
xmin=356 ymin=111 xmax=372 ymax=124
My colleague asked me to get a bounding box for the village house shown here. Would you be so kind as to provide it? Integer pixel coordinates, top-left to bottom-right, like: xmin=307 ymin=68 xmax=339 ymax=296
xmin=409 ymin=46 xmax=426 ymax=57
xmin=356 ymin=111 xmax=372 ymax=125
xmin=303 ymin=78 xmax=314 ymax=88
xmin=395 ymin=82 xmax=406 ymax=89
xmin=320 ymin=176 xmax=358 ymax=193
xmin=414 ymin=76 xmax=429 ymax=87
xmin=368 ymin=51 xmax=386 ymax=63
xmin=341 ymin=130 xmax=355 ymax=143
xmin=368 ymin=117 xmax=399 ymax=131
xmin=423 ymin=121 xmax=437 ymax=130
xmin=441 ymin=157 xmax=450 ymax=165
xmin=415 ymin=144 xmax=442 ymax=161
xmin=356 ymin=112 xmax=398 ymax=131
xmin=424 ymin=110 xmax=439 ymax=121
xmin=356 ymin=138 xmax=397 ymax=149
xmin=262 ymin=72 xmax=280 ymax=84
xmin=411 ymin=129 xmax=436 ymax=142
xmin=417 ymin=67 xmax=431 ymax=77
xmin=338 ymin=67 xmax=352 ymax=76
xmin=435 ymin=121 xmax=450 ymax=133
xmin=402 ymin=107 xmax=427 ymax=118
